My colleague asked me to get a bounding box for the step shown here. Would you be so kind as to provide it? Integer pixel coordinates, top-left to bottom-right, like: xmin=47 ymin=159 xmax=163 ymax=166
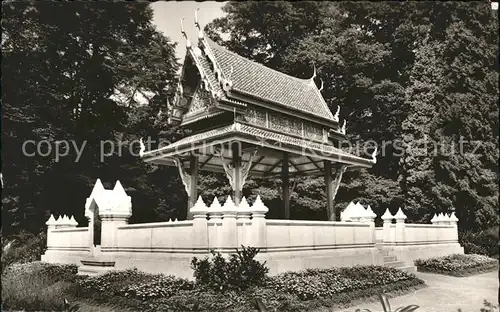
xmin=77 ymin=258 xmax=116 ymax=276
xmin=383 ymin=255 xmax=397 ymax=262
xmin=399 ymin=266 xmax=417 ymax=273
xmin=384 ymin=261 xmax=406 ymax=268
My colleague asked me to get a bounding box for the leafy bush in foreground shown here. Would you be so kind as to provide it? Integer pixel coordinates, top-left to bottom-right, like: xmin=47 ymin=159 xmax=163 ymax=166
xmin=265 ymin=266 xmax=422 ymax=300
xmin=191 ymin=246 xmax=269 ymax=291
xmin=1 ymin=231 xmax=47 ymax=271
xmin=1 ymin=262 xmax=77 ymax=311
xmin=3 ymin=259 xmax=424 ymax=312
xmin=459 ymin=227 xmax=499 ymax=259
xmin=415 ymin=254 xmax=498 ymax=276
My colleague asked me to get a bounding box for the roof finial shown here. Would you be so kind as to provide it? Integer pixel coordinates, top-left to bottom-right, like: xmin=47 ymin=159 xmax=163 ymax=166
xmin=319 ymin=78 xmax=324 ymax=92
xmin=180 ymin=17 xmax=191 ymax=49
xmin=194 ymin=8 xmax=204 ymax=40
xmin=334 ymin=105 xmax=340 ymax=121
xmin=371 ymin=146 xmax=378 ymax=163
xmin=310 ymin=61 xmax=317 ymax=81
xmin=139 ymin=138 xmax=146 ymax=157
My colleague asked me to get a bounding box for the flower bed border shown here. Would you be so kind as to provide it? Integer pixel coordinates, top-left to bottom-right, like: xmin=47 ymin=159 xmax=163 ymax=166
xmin=416 ymin=262 xmax=498 ymax=277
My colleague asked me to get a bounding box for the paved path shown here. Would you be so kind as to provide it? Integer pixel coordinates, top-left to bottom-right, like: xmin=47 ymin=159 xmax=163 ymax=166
xmin=341 ymin=271 xmax=499 ymax=312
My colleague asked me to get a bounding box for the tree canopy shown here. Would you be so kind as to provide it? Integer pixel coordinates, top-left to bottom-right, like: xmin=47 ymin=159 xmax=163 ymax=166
xmin=1 ymin=1 xmax=498 ymax=235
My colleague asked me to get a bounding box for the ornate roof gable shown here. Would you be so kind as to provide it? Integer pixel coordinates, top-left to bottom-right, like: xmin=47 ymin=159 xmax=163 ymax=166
xmin=169 ymin=9 xmax=339 ymax=127
xmin=201 ymin=37 xmax=337 ymax=123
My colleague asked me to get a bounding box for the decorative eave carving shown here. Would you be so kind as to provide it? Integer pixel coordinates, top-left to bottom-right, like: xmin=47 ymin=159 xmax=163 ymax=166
xmin=168 ymin=16 xmax=222 ymax=126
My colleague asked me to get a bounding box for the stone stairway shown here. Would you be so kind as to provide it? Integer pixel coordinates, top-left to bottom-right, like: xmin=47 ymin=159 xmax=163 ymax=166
xmin=377 ymin=245 xmax=416 ymax=273
xmin=77 ymin=245 xmax=116 ymax=276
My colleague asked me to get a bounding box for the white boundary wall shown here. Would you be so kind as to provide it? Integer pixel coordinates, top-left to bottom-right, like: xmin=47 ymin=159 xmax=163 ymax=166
xmin=41 ymin=182 xmax=463 ymax=278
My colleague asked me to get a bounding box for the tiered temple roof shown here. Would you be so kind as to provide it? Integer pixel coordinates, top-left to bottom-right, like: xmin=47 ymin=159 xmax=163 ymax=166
xmin=141 ymin=14 xmax=375 ymax=177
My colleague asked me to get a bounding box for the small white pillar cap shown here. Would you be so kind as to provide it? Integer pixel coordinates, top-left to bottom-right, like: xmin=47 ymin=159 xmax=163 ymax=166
xmin=381 ymin=208 xmax=394 ymax=221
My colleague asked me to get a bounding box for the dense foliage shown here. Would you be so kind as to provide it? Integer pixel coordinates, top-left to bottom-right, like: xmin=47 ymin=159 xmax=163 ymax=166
xmin=1 ymin=261 xmax=425 ymax=312
xmin=1 ymin=2 xmax=498 ymax=237
xmin=414 ymin=254 xmax=499 ymax=276
xmin=1 ymin=231 xmax=47 ymax=271
xmin=1 ymin=262 xmax=78 ymax=311
xmin=459 ymin=226 xmax=499 ymax=258
xmin=205 ymin=1 xmax=499 ymax=228
xmin=191 ymin=246 xmax=269 ymax=291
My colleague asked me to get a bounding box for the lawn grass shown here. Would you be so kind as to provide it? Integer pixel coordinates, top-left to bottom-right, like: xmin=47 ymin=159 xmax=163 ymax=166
xmin=414 ymin=254 xmax=499 ymax=277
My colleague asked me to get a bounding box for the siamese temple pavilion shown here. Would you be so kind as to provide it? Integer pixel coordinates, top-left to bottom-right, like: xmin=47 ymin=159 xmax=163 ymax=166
xmin=140 ymin=11 xmax=377 ymax=221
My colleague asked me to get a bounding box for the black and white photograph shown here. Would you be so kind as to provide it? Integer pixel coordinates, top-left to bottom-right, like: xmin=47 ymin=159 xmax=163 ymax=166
xmin=1 ymin=1 xmax=499 ymax=311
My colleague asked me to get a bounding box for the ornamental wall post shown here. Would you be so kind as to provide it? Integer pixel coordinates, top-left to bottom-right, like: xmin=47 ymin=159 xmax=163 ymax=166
xmin=381 ymin=209 xmax=394 ymax=244
xmin=236 ymin=197 xmax=252 ymax=246
xmin=207 ymin=197 xmax=224 ymax=249
xmin=394 ymin=208 xmax=407 ymax=244
xmin=221 ymin=196 xmax=239 ymax=249
xmin=190 ymin=196 xmax=209 ymax=249
xmin=250 ymin=195 xmax=268 ymax=249
xmin=45 ymin=214 xmax=57 ymax=248
xmin=363 ymin=205 xmax=377 ymax=244
xmin=97 ymin=181 xmax=132 ymax=250
xmin=449 ymin=212 xmax=459 ymax=242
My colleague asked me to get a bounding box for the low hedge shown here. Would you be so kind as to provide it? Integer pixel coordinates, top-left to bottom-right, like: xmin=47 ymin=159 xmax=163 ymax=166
xmin=414 ymin=254 xmax=499 ymax=276
xmin=459 ymin=227 xmax=499 ymax=259
xmin=3 ymin=261 xmax=425 ymax=312
xmin=76 ymin=265 xmax=424 ymax=311
xmin=1 ymin=262 xmax=78 ymax=311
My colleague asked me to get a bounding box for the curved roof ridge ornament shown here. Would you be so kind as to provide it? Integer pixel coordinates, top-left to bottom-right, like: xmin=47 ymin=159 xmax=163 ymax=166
xmin=371 ymin=146 xmax=378 ymax=163
xmin=180 ymin=17 xmax=191 ymax=49
xmin=340 ymin=119 xmax=346 ymax=135
xmin=334 ymin=105 xmax=340 ymax=121
xmin=319 ymin=78 xmax=324 ymax=92
xmin=139 ymin=138 xmax=146 ymax=157
xmin=194 ymin=8 xmax=204 ymax=40
xmin=222 ymin=65 xmax=234 ymax=91
xmin=309 ymin=61 xmax=317 ymax=84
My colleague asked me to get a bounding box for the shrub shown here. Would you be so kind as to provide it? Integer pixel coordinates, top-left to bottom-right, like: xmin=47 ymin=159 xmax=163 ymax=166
xmin=265 ymin=265 xmax=423 ymax=301
xmin=1 ymin=262 xmax=78 ymax=311
xmin=1 ymin=231 xmax=47 ymax=271
xmin=459 ymin=227 xmax=499 ymax=258
xmin=415 ymin=254 xmax=499 ymax=276
xmin=191 ymin=246 xmax=269 ymax=291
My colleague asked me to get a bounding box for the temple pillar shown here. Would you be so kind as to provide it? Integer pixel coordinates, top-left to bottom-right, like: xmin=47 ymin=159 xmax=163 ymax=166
xmin=324 ymin=160 xmax=333 ymax=220
xmin=232 ymin=142 xmax=242 ymax=205
xmin=282 ymin=152 xmax=290 ymax=219
xmin=187 ymin=154 xmax=198 ymax=220
xmin=324 ymin=163 xmax=347 ymax=221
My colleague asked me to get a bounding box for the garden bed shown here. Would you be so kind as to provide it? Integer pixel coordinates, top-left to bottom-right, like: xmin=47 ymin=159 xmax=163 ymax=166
xmin=2 ymin=261 xmax=425 ymax=312
xmin=414 ymin=254 xmax=499 ymax=277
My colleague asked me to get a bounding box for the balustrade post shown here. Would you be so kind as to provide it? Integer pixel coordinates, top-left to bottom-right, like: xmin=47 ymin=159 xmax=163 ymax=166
xmin=190 ymin=196 xmax=209 ymax=249
xmin=250 ymin=195 xmax=268 ymax=249
xmin=381 ymin=208 xmax=394 ymax=244
xmin=394 ymin=208 xmax=407 ymax=244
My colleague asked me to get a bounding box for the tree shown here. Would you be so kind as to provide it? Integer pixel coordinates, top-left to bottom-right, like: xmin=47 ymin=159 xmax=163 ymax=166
xmin=1 ymin=2 xmax=182 ymax=235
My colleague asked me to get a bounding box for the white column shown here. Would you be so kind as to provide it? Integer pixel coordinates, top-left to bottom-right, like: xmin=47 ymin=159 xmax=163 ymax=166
xmin=221 ymin=196 xmax=239 ymax=250
xmin=236 ymin=196 xmax=252 ymax=246
xmin=250 ymin=195 xmax=268 ymax=249
xmin=363 ymin=205 xmax=377 ymax=244
xmin=190 ymin=196 xmax=209 ymax=249
xmin=381 ymin=208 xmax=394 ymax=244
xmin=394 ymin=208 xmax=407 ymax=244
xmin=45 ymin=214 xmax=57 ymax=248
xmin=449 ymin=212 xmax=459 ymax=242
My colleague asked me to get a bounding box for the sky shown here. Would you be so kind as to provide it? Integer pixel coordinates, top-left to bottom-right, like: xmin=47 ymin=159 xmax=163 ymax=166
xmin=150 ymin=1 xmax=227 ymax=63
